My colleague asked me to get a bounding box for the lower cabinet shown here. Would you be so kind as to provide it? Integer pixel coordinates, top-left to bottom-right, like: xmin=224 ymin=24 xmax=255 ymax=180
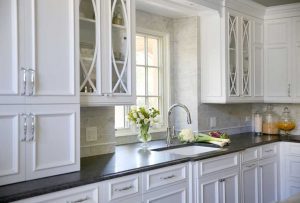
xmin=281 ymin=142 xmax=300 ymax=199
xmin=194 ymin=153 xmax=240 ymax=203
xmin=197 ymin=169 xmax=239 ymax=203
xmin=142 ymin=182 xmax=188 ymax=203
xmin=259 ymin=157 xmax=278 ymax=203
xmin=100 ymin=174 xmax=142 ymax=203
xmin=14 ymin=183 xmax=99 ymax=203
xmin=0 ymin=104 xmax=80 ymax=186
xmin=241 ymin=144 xmax=279 ymax=203
xmin=241 ymin=161 xmax=259 ymax=203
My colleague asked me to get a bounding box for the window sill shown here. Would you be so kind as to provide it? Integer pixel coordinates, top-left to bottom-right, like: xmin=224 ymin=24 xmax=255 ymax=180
xmin=115 ymin=125 xmax=167 ymax=137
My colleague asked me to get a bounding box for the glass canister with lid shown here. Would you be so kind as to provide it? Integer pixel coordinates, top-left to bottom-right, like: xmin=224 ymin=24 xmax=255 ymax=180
xmin=262 ymin=105 xmax=279 ymax=135
xmin=278 ymin=106 xmax=296 ymax=135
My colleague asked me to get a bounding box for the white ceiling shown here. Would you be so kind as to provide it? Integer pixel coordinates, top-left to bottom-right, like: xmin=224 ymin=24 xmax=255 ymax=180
xmin=136 ymin=0 xmax=206 ymax=18
xmin=252 ymin=0 xmax=300 ymax=7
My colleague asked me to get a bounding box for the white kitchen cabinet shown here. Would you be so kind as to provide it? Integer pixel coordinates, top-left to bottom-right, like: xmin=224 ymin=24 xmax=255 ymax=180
xmin=79 ymin=0 xmax=136 ymax=106
xmin=0 ymin=104 xmax=80 ymax=186
xmin=197 ymin=169 xmax=239 ymax=203
xmin=101 ymin=174 xmax=142 ymax=203
xmin=0 ymin=0 xmax=79 ymax=105
xmin=241 ymin=161 xmax=259 ymax=203
xmin=264 ymin=18 xmax=291 ymax=103
xmin=142 ymin=182 xmax=188 ymax=203
xmin=25 ymin=105 xmax=80 ymax=180
xmin=194 ymin=153 xmax=240 ymax=203
xmin=292 ymin=17 xmax=300 ymax=102
xmin=0 ymin=0 xmax=25 ymax=104
xmin=241 ymin=144 xmax=279 ymax=203
xmin=0 ymin=106 xmax=26 ymax=186
xmin=259 ymin=157 xmax=278 ymax=203
xmin=13 ymin=183 xmax=99 ymax=203
xmin=200 ymin=7 xmax=264 ymax=103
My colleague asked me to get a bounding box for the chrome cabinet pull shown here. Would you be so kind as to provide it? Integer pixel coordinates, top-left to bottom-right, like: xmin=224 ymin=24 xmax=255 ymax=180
xmin=160 ymin=174 xmax=176 ymax=180
xmin=219 ymin=178 xmax=225 ymax=182
xmin=28 ymin=69 xmax=35 ymax=96
xmin=114 ymin=185 xmax=134 ymax=192
xmin=264 ymin=149 xmax=273 ymax=153
xmin=288 ymin=84 xmax=291 ymax=97
xmin=21 ymin=113 xmax=28 ymax=142
xmin=67 ymin=196 xmax=90 ymax=203
xmin=21 ymin=68 xmax=27 ymax=96
xmin=101 ymin=92 xmax=113 ymax=97
xmin=28 ymin=113 xmax=35 ymax=142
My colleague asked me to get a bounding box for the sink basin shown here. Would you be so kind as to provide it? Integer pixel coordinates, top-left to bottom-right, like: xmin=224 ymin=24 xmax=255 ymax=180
xmin=160 ymin=146 xmax=220 ymax=156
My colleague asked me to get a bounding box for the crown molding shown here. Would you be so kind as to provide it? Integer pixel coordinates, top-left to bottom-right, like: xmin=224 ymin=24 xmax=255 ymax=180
xmin=224 ymin=0 xmax=266 ymax=19
xmin=265 ymin=2 xmax=300 ymax=19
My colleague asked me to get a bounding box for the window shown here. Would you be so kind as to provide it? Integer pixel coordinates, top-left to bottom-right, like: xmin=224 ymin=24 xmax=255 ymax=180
xmin=115 ymin=31 xmax=169 ymax=134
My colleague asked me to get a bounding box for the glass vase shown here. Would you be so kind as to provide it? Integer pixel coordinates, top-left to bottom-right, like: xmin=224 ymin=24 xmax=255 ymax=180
xmin=138 ymin=124 xmax=151 ymax=148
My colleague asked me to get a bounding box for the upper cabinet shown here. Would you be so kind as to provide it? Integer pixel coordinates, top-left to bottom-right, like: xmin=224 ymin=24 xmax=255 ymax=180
xmin=79 ymin=0 xmax=136 ymax=106
xmin=264 ymin=17 xmax=300 ymax=103
xmin=0 ymin=0 xmax=79 ymax=105
xmin=201 ymin=8 xmax=264 ymax=103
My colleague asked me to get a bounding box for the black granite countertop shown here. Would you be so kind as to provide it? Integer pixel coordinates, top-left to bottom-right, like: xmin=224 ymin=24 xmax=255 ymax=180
xmin=1 ymin=132 xmax=300 ymax=202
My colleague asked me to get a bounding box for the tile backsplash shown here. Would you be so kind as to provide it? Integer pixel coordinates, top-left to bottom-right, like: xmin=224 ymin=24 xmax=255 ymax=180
xmin=80 ymin=107 xmax=116 ymax=157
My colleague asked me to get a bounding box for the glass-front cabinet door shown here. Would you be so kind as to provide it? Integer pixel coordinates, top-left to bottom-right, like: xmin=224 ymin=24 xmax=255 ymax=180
xmin=79 ymin=0 xmax=135 ymax=106
xmin=228 ymin=14 xmax=238 ymax=97
xmin=242 ymin=18 xmax=251 ymax=97
xmin=110 ymin=0 xmax=132 ymax=95
xmin=79 ymin=0 xmax=99 ymax=94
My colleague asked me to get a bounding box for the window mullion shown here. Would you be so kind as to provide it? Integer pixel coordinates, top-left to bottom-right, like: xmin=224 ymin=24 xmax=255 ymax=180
xmin=145 ymin=36 xmax=149 ymax=106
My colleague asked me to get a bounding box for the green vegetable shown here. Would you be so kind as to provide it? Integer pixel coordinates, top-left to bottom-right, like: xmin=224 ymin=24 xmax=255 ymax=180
xmin=194 ymin=133 xmax=231 ymax=147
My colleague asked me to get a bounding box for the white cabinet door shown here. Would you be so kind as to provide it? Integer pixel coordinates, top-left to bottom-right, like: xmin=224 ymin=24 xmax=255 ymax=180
xmin=143 ymin=182 xmax=188 ymax=203
xmin=0 ymin=0 xmax=25 ymax=104
xmin=25 ymin=0 xmax=79 ymax=104
xmin=0 ymin=106 xmax=25 ymax=186
xmin=252 ymin=20 xmax=264 ymax=101
xmin=264 ymin=19 xmax=292 ymax=103
xmin=259 ymin=157 xmax=278 ymax=203
xmin=293 ymin=17 xmax=300 ymax=102
xmin=198 ymin=176 xmax=220 ymax=203
xmin=241 ymin=162 xmax=259 ymax=203
xmin=25 ymin=104 xmax=80 ymax=180
xmin=220 ymin=171 xmax=239 ymax=203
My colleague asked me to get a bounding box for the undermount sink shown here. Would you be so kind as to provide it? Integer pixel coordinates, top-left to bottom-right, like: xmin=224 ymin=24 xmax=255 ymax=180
xmin=157 ymin=146 xmax=220 ymax=156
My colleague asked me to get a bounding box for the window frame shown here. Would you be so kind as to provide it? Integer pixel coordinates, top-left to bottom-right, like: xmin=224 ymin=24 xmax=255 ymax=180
xmin=115 ymin=28 xmax=171 ymax=137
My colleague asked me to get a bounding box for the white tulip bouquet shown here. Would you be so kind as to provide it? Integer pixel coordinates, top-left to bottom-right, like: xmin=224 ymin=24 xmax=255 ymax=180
xmin=127 ymin=106 xmax=160 ymax=145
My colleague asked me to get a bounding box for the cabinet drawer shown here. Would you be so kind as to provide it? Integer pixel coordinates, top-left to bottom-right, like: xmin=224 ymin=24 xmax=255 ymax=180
xmin=14 ymin=184 xmax=99 ymax=203
xmin=105 ymin=174 xmax=141 ymax=201
xmin=242 ymin=147 xmax=259 ymax=163
xmin=287 ymin=143 xmax=300 ymax=156
xmin=260 ymin=144 xmax=277 ymax=159
xmin=198 ymin=153 xmax=239 ymax=176
xmin=143 ymin=163 xmax=188 ymax=192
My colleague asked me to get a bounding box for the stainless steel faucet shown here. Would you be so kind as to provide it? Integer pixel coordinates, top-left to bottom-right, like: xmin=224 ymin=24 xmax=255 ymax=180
xmin=166 ymin=103 xmax=192 ymax=146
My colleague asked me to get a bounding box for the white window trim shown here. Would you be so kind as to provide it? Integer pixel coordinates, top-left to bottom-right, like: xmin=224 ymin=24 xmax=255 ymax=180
xmin=115 ymin=28 xmax=171 ymax=137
